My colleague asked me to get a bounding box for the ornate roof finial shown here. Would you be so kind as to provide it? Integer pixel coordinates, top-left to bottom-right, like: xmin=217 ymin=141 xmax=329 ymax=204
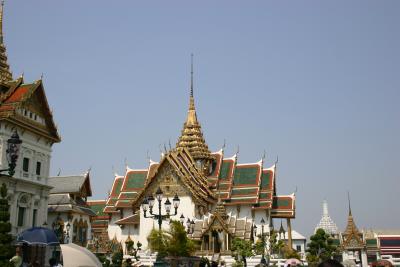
xmin=190 ymin=53 xmax=194 ymax=98
xmin=347 ymin=191 xmax=352 ymax=216
xmin=176 ymin=55 xmax=212 ymax=161
xmin=0 ymin=0 xmax=11 ymax=84
xmin=0 ymin=1 xmax=4 ymax=42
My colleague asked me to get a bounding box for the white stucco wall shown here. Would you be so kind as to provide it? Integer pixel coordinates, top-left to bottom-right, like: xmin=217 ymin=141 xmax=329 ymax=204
xmin=107 ymin=195 xmax=197 ymax=250
xmin=0 ymin=122 xmax=54 ymax=236
xmin=47 ymin=212 xmax=91 ymax=244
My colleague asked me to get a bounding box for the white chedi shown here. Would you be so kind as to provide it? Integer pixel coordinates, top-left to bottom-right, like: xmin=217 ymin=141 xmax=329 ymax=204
xmin=315 ymin=200 xmax=339 ymax=235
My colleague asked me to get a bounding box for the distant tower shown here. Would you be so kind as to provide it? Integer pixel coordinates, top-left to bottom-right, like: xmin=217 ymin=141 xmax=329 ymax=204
xmin=314 ymin=199 xmax=339 ymax=236
xmin=0 ymin=1 xmax=12 ymax=84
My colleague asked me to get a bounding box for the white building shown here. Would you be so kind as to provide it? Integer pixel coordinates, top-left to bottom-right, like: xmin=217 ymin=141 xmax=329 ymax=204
xmin=47 ymin=172 xmax=96 ymax=246
xmin=0 ymin=2 xmax=61 ymax=236
xmin=278 ymin=229 xmax=307 ymax=260
xmin=102 ymin=67 xmax=297 ymax=258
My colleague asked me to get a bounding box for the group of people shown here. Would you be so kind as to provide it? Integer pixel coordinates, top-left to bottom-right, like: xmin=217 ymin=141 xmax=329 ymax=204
xmin=9 ymin=247 xmax=63 ymax=267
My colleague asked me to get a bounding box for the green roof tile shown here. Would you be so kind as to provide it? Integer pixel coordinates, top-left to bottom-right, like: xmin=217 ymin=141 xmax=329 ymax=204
xmin=219 ymin=161 xmax=233 ymax=180
xmin=126 ymin=172 xmax=147 ymax=189
xmin=260 ymin=170 xmax=272 ymax=189
xmin=233 ymin=166 xmax=258 ymax=185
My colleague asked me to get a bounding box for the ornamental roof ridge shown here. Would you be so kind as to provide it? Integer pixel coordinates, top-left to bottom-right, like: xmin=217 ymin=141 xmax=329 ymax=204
xmin=211 ymin=148 xmax=224 ymax=155
xmin=224 ymin=153 xmax=237 ymax=161
xmin=236 ymin=160 xmax=263 ymax=166
xmin=149 ymin=159 xmax=158 ymax=166
xmin=264 ymin=164 xmax=276 ymax=171
xmin=126 ymin=165 xmax=133 ymax=172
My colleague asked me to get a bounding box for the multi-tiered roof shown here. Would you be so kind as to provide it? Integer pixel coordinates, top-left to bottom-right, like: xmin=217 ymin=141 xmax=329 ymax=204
xmin=176 ymin=57 xmax=212 ymax=161
xmin=103 ymin=61 xmax=295 ymax=222
xmin=0 ymin=2 xmax=60 ymax=143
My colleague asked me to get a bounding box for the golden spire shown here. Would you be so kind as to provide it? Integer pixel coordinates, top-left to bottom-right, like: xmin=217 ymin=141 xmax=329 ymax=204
xmin=342 ymin=192 xmax=364 ymax=248
xmin=0 ymin=1 xmax=12 ymax=84
xmin=344 ymin=192 xmax=358 ymax=235
xmin=176 ymin=54 xmax=212 ymax=161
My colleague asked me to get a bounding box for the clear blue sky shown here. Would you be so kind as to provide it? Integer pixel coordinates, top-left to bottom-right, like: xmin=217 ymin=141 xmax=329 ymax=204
xmin=5 ymin=1 xmax=400 ymax=237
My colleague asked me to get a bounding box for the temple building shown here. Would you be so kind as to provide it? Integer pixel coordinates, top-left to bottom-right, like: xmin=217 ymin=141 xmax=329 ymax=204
xmin=0 ymin=2 xmax=60 ymax=235
xmin=102 ymin=61 xmax=296 ymax=256
xmin=340 ymin=202 xmax=368 ymax=266
xmin=47 ymin=171 xmax=96 ymax=246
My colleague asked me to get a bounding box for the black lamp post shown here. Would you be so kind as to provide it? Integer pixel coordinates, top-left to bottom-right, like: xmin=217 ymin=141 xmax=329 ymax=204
xmin=180 ymin=214 xmax=185 ymax=225
xmin=141 ymin=187 xmax=180 ymax=265
xmin=52 ymin=215 xmax=64 ymax=244
xmin=65 ymin=222 xmax=71 ymax=243
xmin=141 ymin=187 xmax=180 ymax=231
xmin=0 ymin=131 xmax=22 ymax=176
xmin=184 ymin=218 xmax=195 ymax=234
xmin=260 ymin=217 xmax=268 ymax=266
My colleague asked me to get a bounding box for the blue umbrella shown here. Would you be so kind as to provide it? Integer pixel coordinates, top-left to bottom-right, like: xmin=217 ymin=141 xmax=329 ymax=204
xmin=17 ymin=227 xmax=60 ymax=245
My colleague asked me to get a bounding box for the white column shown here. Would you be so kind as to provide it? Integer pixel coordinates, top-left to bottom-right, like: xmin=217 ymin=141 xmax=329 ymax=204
xmin=361 ymin=250 xmax=368 ymax=267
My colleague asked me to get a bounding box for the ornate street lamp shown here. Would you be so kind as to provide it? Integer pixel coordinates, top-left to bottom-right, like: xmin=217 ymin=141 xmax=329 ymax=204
xmin=65 ymin=222 xmax=71 ymax=243
xmin=141 ymin=187 xmax=180 ymax=231
xmin=0 ymin=131 xmax=22 ymax=176
xmin=52 ymin=214 xmax=64 ymax=244
xmin=260 ymin=217 xmax=268 ymax=266
xmin=253 ymin=224 xmax=258 ymax=239
xmin=186 ymin=218 xmax=191 ymax=230
xmin=184 ymin=218 xmax=195 ymax=234
xmin=141 ymin=187 xmax=181 ymax=265
xmin=180 ymin=214 xmax=185 ymax=225
xmin=190 ymin=220 xmax=195 ymax=234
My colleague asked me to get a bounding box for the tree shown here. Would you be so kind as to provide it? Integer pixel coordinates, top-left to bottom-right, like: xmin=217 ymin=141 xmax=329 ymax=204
xmin=306 ymin=229 xmax=338 ymax=267
xmin=269 ymin=230 xmax=285 ymax=258
xmin=95 ymin=254 xmax=110 ymax=267
xmin=165 ymin=220 xmax=195 ymax=257
xmin=147 ymin=227 xmax=169 ymax=259
xmin=0 ymin=183 xmax=14 ymax=267
xmin=231 ymin=238 xmax=254 ymax=267
xmin=111 ymin=248 xmax=123 ymax=267
xmin=125 ymin=239 xmax=142 ymax=261
xmin=147 ymin=220 xmax=195 ymax=258
xmin=283 ymin=245 xmax=301 ymax=260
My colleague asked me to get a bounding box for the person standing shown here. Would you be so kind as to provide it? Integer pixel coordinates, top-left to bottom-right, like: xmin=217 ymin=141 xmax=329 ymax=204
xmin=9 ymin=247 xmax=22 ymax=267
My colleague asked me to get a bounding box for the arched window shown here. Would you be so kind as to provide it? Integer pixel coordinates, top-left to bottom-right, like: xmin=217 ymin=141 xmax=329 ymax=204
xmin=17 ymin=194 xmax=30 ymax=227
xmin=72 ymin=220 xmax=78 ymax=243
xmin=82 ymin=221 xmax=88 ymax=246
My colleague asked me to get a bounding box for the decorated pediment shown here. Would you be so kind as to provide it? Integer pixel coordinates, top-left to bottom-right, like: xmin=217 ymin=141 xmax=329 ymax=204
xmin=130 ymin=149 xmax=216 ymax=210
xmin=0 ymin=79 xmax=60 ymax=142
xmin=144 ymin=160 xmax=192 ymax=199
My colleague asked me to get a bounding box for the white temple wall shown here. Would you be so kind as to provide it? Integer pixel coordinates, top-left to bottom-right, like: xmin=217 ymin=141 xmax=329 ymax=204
xmin=137 ymin=195 xmax=196 ymax=249
xmin=108 ymin=213 xmax=123 ymax=241
xmin=47 ymin=212 xmax=91 ymax=244
xmin=0 ymin=122 xmax=53 ymax=236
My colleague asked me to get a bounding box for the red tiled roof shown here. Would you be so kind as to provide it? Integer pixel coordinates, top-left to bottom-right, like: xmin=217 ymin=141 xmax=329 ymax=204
xmin=4 ymin=84 xmax=31 ymax=103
